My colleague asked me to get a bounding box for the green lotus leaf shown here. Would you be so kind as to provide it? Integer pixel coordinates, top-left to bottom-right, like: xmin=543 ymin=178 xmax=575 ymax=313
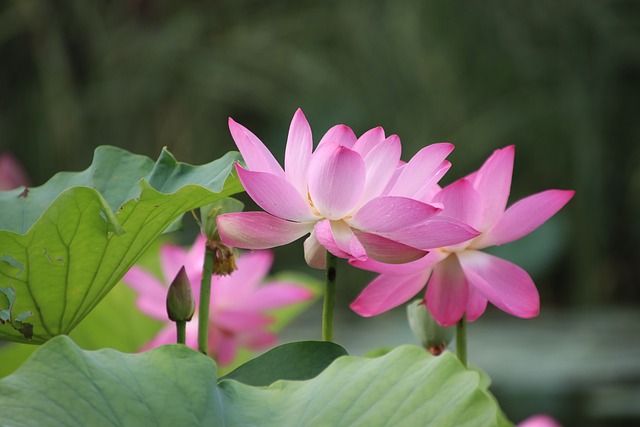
xmin=0 ymin=146 xmax=242 ymax=343
xmin=0 ymin=336 xmax=512 ymax=426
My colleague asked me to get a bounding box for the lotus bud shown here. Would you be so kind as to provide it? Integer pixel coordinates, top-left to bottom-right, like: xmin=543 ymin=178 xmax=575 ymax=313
xmin=199 ymin=198 xmax=244 ymax=242
xmin=166 ymin=266 xmax=195 ymax=322
xmin=407 ymin=300 xmax=454 ymax=356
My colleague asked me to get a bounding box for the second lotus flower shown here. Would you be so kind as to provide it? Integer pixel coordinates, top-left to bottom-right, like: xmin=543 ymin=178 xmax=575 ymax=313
xmin=350 ymin=146 xmax=575 ymax=326
xmin=217 ymin=109 xmax=479 ymax=268
xmin=123 ymin=236 xmax=314 ymax=365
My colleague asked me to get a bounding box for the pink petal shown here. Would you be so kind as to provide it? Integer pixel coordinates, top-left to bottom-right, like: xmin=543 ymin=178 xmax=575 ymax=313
xmin=303 ymin=231 xmax=327 ymax=269
xmin=228 ymin=118 xmax=284 ymax=177
xmin=426 ymin=254 xmax=468 ymax=327
xmin=308 ymin=142 xmax=366 ymax=219
xmin=352 ymin=127 xmax=386 ymax=157
xmin=458 ymin=250 xmax=540 ymax=319
xmin=387 ymin=143 xmax=454 ymax=198
xmin=213 ymin=251 xmax=274 ymax=304
xmin=476 ymin=189 xmax=575 ymax=248
xmin=466 ymin=285 xmax=489 ymax=322
xmin=318 ymin=124 xmax=357 ymax=149
xmin=241 ymin=283 xmax=314 ymax=311
xmin=313 ymin=220 xmax=353 ymax=259
xmin=472 ymin=146 xmax=514 ymax=230
xmin=330 ymin=220 xmax=367 ymax=260
xmin=351 ymin=196 xmax=441 ymax=233
xmin=215 ymin=310 xmax=273 ymax=332
xmin=244 ymin=330 xmax=277 ymax=350
xmin=284 ymin=109 xmax=313 ymax=198
xmin=350 ymin=250 xmax=442 ymax=275
xmin=217 ymin=212 xmax=313 ymax=249
xmin=359 ymin=135 xmax=402 ymax=204
xmin=0 ymin=153 xmax=30 ymax=190
xmin=350 ymin=271 xmax=430 ymax=317
xmin=412 ymin=162 xmax=451 ymax=202
xmin=517 ymin=415 xmax=562 ymax=427
xmin=381 ymin=217 xmax=480 ymax=250
xmin=122 ymin=267 xmax=167 ymax=320
xmin=432 ymin=178 xmax=484 ymax=229
xmin=236 ymin=165 xmax=316 ymax=222
xmin=352 ymin=231 xmax=429 ymax=264
xmin=212 ymin=330 xmax=238 ymax=365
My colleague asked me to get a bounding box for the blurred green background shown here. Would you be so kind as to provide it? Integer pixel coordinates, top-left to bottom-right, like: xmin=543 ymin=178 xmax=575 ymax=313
xmin=1 ymin=1 xmax=639 ymax=425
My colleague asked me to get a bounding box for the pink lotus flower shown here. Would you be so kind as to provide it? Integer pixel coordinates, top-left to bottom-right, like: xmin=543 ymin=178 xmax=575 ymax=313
xmin=350 ymin=146 xmax=574 ymax=326
xmin=518 ymin=414 xmax=562 ymax=427
xmin=217 ymin=109 xmax=479 ymax=268
xmin=122 ymin=236 xmax=314 ymax=365
xmin=0 ymin=152 xmax=30 ymax=191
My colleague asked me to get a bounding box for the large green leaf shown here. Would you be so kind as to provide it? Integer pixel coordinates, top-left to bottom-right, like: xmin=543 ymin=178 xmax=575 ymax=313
xmin=0 ymin=336 xmax=512 ymax=426
xmin=0 ymin=146 xmax=242 ymax=343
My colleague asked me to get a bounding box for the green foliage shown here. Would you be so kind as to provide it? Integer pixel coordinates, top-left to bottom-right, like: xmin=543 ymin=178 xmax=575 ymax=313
xmin=221 ymin=340 xmax=348 ymax=386
xmin=0 ymin=336 xmax=512 ymax=427
xmin=0 ymin=146 xmax=242 ymax=343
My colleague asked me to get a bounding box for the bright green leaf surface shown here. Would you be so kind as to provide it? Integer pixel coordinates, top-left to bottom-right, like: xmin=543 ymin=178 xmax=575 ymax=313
xmin=0 ymin=336 xmax=512 ymax=427
xmin=221 ymin=340 xmax=348 ymax=386
xmin=0 ymin=147 xmax=242 ymax=343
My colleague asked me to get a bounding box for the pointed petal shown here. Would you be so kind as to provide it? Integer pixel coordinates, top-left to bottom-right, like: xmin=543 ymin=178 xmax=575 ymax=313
xmin=330 ymin=220 xmax=367 ymax=260
xmin=381 ymin=217 xmax=480 ymax=250
xmin=351 ymin=196 xmax=441 ymax=233
xmin=466 ymin=285 xmax=488 ymax=322
xmin=352 ymin=127 xmax=386 ymax=157
xmin=236 ymin=165 xmax=316 ymax=222
xmin=476 ymin=189 xmax=575 ymax=248
xmin=472 ymin=145 xmax=514 ymax=230
xmin=215 ymin=309 xmax=273 ymax=332
xmin=350 ymin=271 xmax=429 ymax=317
xmin=217 ymin=212 xmax=313 ymax=249
xmin=303 ymin=231 xmax=327 ymax=269
xmin=426 ymin=255 xmax=468 ymax=327
xmin=122 ymin=267 xmax=168 ymax=320
xmin=285 ymin=109 xmax=313 ymax=198
xmin=432 ymin=178 xmax=484 ymax=229
xmin=412 ymin=161 xmax=451 ymax=203
xmin=458 ymin=250 xmax=540 ymax=319
xmin=318 ymin=124 xmax=357 ymax=148
xmin=359 ymin=136 xmax=403 ymax=204
xmin=352 ymin=231 xmax=428 ymax=264
xmin=242 ymin=283 xmax=314 ymax=311
xmin=228 ymin=118 xmax=284 ymax=177
xmin=308 ymin=142 xmax=366 ymax=219
xmin=387 ymin=143 xmax=454 ymax=198
xmin=214 ymin=251 xmax=274 ymax=303
xmin=313 ymin=220 xmax=351 ymax=259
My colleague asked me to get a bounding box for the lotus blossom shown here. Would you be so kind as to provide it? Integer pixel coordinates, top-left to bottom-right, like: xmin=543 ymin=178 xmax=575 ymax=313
xmin=122 ymin=236 xmax=314 ymax=365
xmin=350 ymin=146 xmax=574 ymax=326
xmin=518 ymin=415 xmax=562 ymax=427
xmin=217 ymin=109 xmax=479 ymax=268
xmin=0 ymin=152 xmax=30 ymax=191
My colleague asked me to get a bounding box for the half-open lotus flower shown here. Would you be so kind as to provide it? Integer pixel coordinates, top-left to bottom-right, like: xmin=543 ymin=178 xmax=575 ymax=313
xmin=217 ymin=109 xmax=479 ymax=268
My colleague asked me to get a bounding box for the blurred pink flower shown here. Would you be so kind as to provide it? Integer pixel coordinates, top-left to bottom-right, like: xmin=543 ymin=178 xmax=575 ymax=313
xmin=0 ymin=152 xmax=30 ymax=191
xmin=518 ymin=414 xmax=562 ymax=427
xmin=123 ymin=236 xmax=314 ymax=365
xmin=217 ymin=109 xmax=478 ymax=268
xmin=350 ymin=146 xmax=574 ymax=326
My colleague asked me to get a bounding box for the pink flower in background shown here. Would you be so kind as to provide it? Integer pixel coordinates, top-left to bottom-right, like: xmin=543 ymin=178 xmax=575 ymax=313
xmin=217 ymin=109 xmax=478 ymax=268
xmin=0 ymin=152 xmax=30 ymax=191
xmin=351 ymin=146 xmax=574 ymax=326
xmin=123 ymin=236 xmax=314 ymax=365
xmin=518 ymin=414 xmax=562 ymax=427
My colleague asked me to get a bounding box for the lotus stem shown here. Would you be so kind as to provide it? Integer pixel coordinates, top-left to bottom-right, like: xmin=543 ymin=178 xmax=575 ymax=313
xmin=322 ymin=252 xmax=337 ymax=342
xmin=456 ymin=314 xmax=468 ymax=368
